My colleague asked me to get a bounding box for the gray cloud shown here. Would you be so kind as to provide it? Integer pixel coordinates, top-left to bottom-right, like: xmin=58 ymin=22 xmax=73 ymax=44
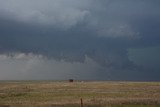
xmin=0 ymin=53 xmax=103 ymax=80
xmin=0 ymin=53 xmax=158 ymax=81
xmin=0 ymin=0 xmax=91 ymax=29
xmin=0 ymin=0 xmax=160 ymax=80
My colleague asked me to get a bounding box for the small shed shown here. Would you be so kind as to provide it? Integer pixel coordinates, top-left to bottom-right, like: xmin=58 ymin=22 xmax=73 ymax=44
xmin=69 ymin=79 xmax=74 ymax=82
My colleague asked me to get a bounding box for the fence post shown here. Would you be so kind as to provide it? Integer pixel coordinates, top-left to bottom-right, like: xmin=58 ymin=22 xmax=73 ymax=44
xmin=81 ymin=98 xmax=83 ymax=107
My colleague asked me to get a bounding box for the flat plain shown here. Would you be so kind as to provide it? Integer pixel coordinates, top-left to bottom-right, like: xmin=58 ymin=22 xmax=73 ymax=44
xmin=0 ymin=81 xmax=160 ymax=107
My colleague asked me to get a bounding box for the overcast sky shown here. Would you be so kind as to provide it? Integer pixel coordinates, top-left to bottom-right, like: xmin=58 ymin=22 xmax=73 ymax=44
xmin=0 ymin=0 xmax=160 ymax=81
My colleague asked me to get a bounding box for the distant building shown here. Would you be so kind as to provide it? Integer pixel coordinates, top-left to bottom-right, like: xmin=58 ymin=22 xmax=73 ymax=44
xmin=69 ymin=79 xmax=74 ymax=82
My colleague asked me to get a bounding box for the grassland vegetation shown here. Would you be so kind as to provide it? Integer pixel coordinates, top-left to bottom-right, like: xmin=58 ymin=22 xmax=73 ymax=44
xmin=0 ymin=81 xmax=160 ymax=107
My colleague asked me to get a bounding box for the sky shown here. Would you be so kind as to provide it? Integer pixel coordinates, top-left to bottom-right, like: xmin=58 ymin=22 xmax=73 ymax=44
xmin=0 ymin=0 xmax=160 ymax=81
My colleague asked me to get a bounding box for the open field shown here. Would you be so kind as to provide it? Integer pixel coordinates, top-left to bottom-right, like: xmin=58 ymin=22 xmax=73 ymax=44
xmin=0 ymin=81 xmax=160 ymax=107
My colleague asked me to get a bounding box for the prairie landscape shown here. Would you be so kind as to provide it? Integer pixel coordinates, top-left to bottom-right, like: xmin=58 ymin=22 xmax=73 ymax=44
xmin=0 ymin=81 xmax=160 ymax=107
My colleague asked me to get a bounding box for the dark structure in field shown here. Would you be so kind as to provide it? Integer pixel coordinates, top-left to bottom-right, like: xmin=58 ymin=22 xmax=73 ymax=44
xmin=69 ymin=79 xmax=74 ymax=82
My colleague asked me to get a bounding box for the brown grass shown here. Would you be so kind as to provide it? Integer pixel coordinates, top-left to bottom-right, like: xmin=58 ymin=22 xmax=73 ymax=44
xmin=0 ymin=81 xmax=160 ymax=107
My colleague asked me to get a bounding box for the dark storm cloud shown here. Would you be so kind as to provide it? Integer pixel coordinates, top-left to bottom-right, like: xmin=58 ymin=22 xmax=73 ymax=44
xmin=0 ymin=0 xmax=160 ymax=80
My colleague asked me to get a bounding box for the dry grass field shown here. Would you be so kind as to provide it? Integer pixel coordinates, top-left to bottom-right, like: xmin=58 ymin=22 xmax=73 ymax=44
xmin=0 ymin=81 xmax=160 ymax=107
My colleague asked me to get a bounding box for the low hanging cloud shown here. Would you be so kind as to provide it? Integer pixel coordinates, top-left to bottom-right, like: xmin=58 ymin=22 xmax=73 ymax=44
xmin=0 ymin=0 xmax=160 ymax=80
xmin=0 ymin=53 xmax=104 ymax=80
xmin=0 ymin=52 xmax=158 ymax=81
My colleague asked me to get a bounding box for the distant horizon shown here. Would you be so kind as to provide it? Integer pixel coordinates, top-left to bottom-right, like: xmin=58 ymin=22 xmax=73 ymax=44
xmin=0 ymin=79 xmax=160 ymax=82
